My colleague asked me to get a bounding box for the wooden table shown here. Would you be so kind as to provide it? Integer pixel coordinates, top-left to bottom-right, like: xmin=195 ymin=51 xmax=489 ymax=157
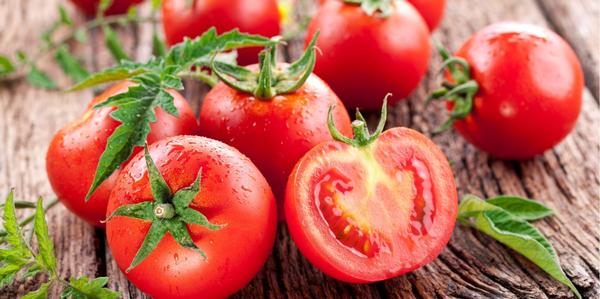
xmin=1 ymin=0 xmax=598 ymax=298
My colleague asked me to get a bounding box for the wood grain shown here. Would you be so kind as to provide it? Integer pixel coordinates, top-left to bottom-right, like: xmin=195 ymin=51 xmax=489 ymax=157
xmin=0 ymin=0 xmax=598 ymax=298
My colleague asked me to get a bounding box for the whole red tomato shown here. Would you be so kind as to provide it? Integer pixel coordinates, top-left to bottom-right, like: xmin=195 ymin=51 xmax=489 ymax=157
xmin=431 ymin=23 xmax=583 ymax=159
xmin=46 ymin=82 xmax=199 ymax=226
xmin=285 ymin=104 xmax=457 ymax=282
xmin=69 ymin=0 xmax=144 ymax=16
xmin=106 ymin=136 xmax=277 ymax=299
xmin=306 ymin=0 xmax=431 ymax=109
xmin=407 ymin=0 xmax=445 ymax=31
xmin=161 ymin=0 xmax=280 ymax=65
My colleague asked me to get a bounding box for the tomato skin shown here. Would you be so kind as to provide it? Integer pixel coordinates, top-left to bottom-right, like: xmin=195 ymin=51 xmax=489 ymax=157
xmin=451 ymin=23 xmax=583 ymax=159
xmin=69 ymin=0 xmax=144 ymax=16
xmin=106 ymin=136 xmax=277 ymax=299
xmin=198 ymin=72 xmax=352 ymax=217
xmin=285 ymin=127 xmax=457 ymax=282
xmin=306 ymin=0 xmax=431 ymax=109
xmin=406 ymin=0 xmax=445 ymax=31
xmin=161 ymin=0 xmax=280 ymax=65
xmin=46 ymin=82 xmax=199 ymax=227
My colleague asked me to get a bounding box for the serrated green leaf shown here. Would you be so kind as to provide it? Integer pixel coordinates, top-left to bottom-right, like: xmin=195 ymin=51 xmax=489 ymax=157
xmin=26 ymin=65 xmax=57 ymax=89
xmin=21 ymin=282 xmax=50 ymax=299
xmin=0 ymin=192 xmax=33 ymax=288
xmin=33 ymin=197 xmax=56 ymax=275
xmin=458 ymin=195 xmax=581 ymax=299
xmin=61 ymin=276 xmax=119 ymax=299
xmin=152 ymin=32 xmax=167 ymax=58
xmin=126 ymin=221 xmax=168 ymax=272
xmin=84 ymin=85 xmax=160 ymax=201
xmin=487 ymin=196 xmax=553 ymax=221
xmin=104 ymin=201 xmax=154 ymax=222
xmin=58 ymin=5 xmax=73 ymax=26
xmin=54 ymin=45 xmax=90 ymax=84
xmin=0 ymin=55 xmax=15 ymax=77
xmin=2 ymin=192 xmax=29 ymax=254
xmin=103 ymin=26 xmax=129 ymax=62
xmin=68 ymin=62 xmax=151 ymax=91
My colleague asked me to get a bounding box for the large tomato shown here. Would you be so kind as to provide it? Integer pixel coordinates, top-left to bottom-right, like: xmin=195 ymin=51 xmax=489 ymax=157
xmin=407 ymin=0 xmax=445 ymax=31
xmin=161 ymin=0 xmax=280 ymax=65
xmin=199 ymin=71 xmax=352 ymax=216
xmin=285 ymin=110 xmax=457 ymax=282
xmin=106 ymin=136 xmax=277 ymax=299
xmin=46 ymin=82 xmax=199 ymax=226
xmin=306 ymin=0 xmax=431 ymax=109
xmin=69 ymin=0 xmax=144 ymax=16
xmin=433 ymin=23 xmax=583 ymax=159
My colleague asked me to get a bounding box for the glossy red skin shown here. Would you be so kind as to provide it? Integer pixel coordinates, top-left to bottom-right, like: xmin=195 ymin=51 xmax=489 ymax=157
xmin=161 ymin=0 xmax=280 ymax=65
xmin=199 ymin=72 xmax=352 ymax=218
xmin=46 ymin=82 xmax=199 ymax=227
xmin=451 ymin=23 xmax=583 ymax=159
xmin=306 ymin=0 xmax=431 ymax=109
xmin=106 ymin=136 xmax=277 ymax=299
xmin=69 ymin=0 xmax=144 ymax=16
xmin=285 ymin=127 xmax=457 ymax=282
xmin=407 ymin=0 xmax=445 ymax=31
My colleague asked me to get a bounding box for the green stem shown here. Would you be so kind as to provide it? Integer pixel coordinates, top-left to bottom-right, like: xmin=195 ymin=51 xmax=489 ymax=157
xmin=179 ymin=70 xmax=218 ymax=87
xmin=254 ymin=51 xmax=275 ymax=99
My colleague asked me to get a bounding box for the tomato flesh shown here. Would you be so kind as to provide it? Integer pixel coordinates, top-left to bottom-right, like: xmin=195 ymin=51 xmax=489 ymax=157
xmin=286 ymin=128 xmax=457 ymax=282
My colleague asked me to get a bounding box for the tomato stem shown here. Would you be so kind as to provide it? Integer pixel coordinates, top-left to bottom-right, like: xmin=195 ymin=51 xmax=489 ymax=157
xmin=154 ymin=204 xmax=176 ymax=219
xmin=344 ymin=0 xmax=394 ymax=17
xmin=328 ymin=94 xmax=389 ymax=147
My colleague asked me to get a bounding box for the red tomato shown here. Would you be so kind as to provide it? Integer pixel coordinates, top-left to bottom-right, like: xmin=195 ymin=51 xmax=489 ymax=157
xmin=161 ymin=0 xmax=281 ymax=65
xmin=199 ymin=72 xmax=352 ymax=217
xmin=407 ymin=0 xmax=445 ymax=31
xmin=285 ymin=127 xmax=457 ymax=282
xmin=306 ymin=0 xmax=431 ymax=109
xmin=46 ymin=82 xmax=199 ymax=226
xmin=69 ymin=0 xmax=144 ymax=16
xmin=106 ymin=136 xmax=277 ymax=299
xmin=447 ymin=23 xmax=583 ymax=159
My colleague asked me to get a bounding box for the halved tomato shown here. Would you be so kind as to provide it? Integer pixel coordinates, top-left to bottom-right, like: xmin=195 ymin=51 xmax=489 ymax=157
xmin=285 ymin=101 xmax=457 ymax=282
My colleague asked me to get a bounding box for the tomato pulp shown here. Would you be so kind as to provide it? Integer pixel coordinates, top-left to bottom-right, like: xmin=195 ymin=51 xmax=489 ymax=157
xmin=286 ymin=127 xmax=457 ymax=282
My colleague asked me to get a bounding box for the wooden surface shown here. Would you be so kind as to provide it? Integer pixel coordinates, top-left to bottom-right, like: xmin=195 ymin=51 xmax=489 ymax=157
xmin=0 ymin=0 xmax=598 ymax=298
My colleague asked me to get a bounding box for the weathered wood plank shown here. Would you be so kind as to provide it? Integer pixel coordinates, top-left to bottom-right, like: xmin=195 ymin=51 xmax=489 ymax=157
xmin=536 ymin=0 xmax=600 ymax=101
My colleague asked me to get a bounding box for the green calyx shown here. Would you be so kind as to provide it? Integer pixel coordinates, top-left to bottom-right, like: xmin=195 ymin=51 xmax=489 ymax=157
xmin=328 ymin=94 xmax=389 ymax=147
xmin=344 ymin=0 xmax=394 ymax=17
xmin=212 ymin=32 xmax=319 ymax=100
xmin=426 ymin=43 xmax=479 ymax=134
xmin=104 ymin=146 xmax=223 ymax=272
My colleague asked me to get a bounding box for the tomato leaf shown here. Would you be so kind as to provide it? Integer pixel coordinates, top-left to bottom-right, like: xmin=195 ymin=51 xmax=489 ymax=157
xmin=152 ymin=32 xmax=167 ymax=58
xmin=33 ymin=197 xmax=57 ymax=276
xmin=487 ymin=195 xmax=553 ymax=221
xmin=458 ymin=195 xmax=581 ymax=299
xmin=58 ymin=5 xmax=73 ymax=26
xmin=26 ymin=65 xmax=57 ymax=89
xmin=61 ymin=276 xmax=119 ymax=299
xmin=103 ymin=26 xmax=130 ymax=62
xmin=68 ymin=60 xmax=155 ymax=91
xmin=21 ymin=282 xmax=51 ymax=299
xmin=54 ymin=45 xmax=90 ymax=84
xmin=0 ymin=55 xmax=16 ymax=77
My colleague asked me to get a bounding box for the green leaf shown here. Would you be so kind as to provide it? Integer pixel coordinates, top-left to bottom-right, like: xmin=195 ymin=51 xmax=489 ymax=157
xmin=84 ymin=84 xmax=162 ymax=201
xmin=26 ymin=65 xmax=57 ymax=89
xmin=33 ymin=198 xmax=57 ymax=275
xmin=58 ymin=5 xmax=73 ymax=26
xmin=21 ymin=282 xmax=50 ymax=299
xmin=74 ymin=28 xmax=88 ymax=43
xmin=68 ymin=61 xmax=153 ymax=91
xmin=104 ymin=201 xmax=154 ymax=222
xmin=152 ymin=32 xmax=167 ymax=58
xmin=2 ymin=191 xmax=29 ymax=254
xmin=61 ymin=276 xmax=119 ymax=299
xmin=0 ymin=192 xmax=34 ymax=288
xmin=0 ymin=55 xmax=15 ymax=77
xmin=487 ymin=196 xmax=553 ymax=221
xmin=98 ymin=0 xmax=113 ymax=14
xmin=54 ymin=45 xmax=90 ymax=84
xmin=126 ymin=221 xmax=168 ymax=272
xmin=144 ymin=146 xmax=172 ymax=204
xmin=103 ymin=26 xmax=130 ymax=62
xmin=458 ymin=195 xmax=581 ymax=299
